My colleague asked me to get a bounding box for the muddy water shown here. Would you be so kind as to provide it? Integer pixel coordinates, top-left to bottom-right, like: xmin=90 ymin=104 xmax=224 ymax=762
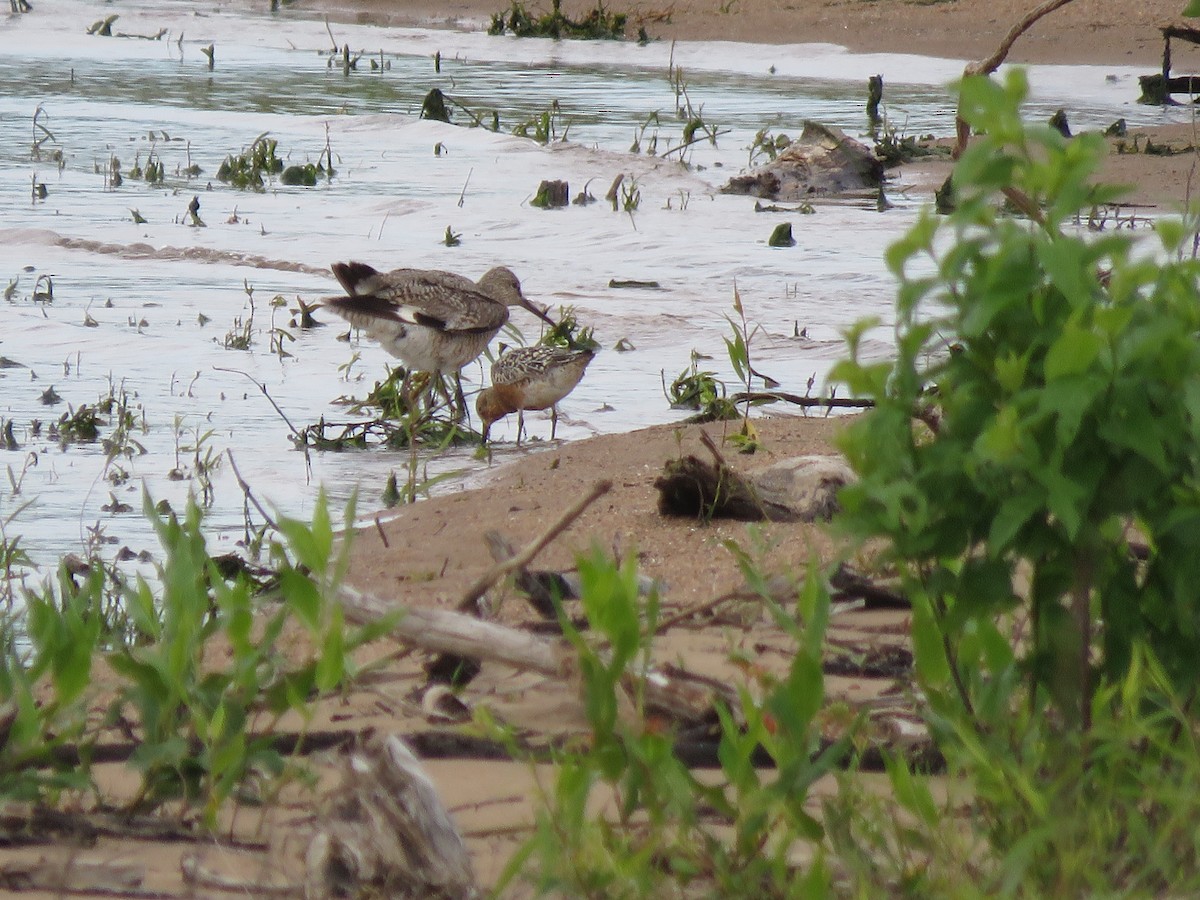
xmin=0 ymin=0 xmax=1185 ymax=579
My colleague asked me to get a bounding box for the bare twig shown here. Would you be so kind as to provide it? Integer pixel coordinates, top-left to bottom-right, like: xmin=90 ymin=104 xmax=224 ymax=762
xmin=660 ymin=127 xmax=732 ymax=159
xmin=226 ymin=449 xmax=279 ymax=532
xmin=953 ymin=0 xmax=1078 ymax=159
xmin=455 ymin=479 xmax=613 ymax=611
xmin=731 ymin=390 xmax=874 ymax=409
xmin=212 ymin=366 xmax=302 ymax=439
xmin=458 ymin=166 xmax=472 ymax=208
xmin=373 ymin=514 xmax=390 ymax=548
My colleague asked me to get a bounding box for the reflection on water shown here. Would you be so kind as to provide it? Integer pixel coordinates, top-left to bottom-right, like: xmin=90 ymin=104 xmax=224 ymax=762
xmin=0 ymin=0 xmax=1182 ymax=577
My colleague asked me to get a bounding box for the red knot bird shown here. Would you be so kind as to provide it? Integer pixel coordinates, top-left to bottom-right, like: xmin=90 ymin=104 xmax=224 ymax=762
xmin=324 ymin=262 xmax=555 ymax=414
xmin=477 ymin=344 xmax=595 ymax=443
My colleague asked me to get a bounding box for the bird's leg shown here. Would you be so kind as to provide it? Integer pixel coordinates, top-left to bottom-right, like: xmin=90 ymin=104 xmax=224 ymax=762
xmin=516 ymin=409 xmax=525 ymax=447
xmin=452 ymin=373 xmax=469 ymax=424
xmin=400 ymin=371 xmax=420 ymax=418
xmin=550 ymin=405 xmax=558 ymax=441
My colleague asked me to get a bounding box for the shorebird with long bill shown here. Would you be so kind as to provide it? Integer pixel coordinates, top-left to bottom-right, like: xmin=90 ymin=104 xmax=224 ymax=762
xmin=477 ymin=344 xmax=595 ymax=443
xmin=323 ymin=262 xmax=555 ymax=415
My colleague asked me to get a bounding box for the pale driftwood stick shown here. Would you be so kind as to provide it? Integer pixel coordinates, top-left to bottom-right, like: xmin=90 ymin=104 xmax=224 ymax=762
xmin=0 ymin=860 xmax=145 ymax=895
xmin=454 ymin=478 xmax=612 ymax=612
xmin=341 ymin=590 xmax=568 ymax=676
xmin=338 ymin=587 xmax=735 ymax=724
xmin=953 ymin=0 xmax=1077 ymax=160
xmin=181 ymin=855 xmax=299 ymax=897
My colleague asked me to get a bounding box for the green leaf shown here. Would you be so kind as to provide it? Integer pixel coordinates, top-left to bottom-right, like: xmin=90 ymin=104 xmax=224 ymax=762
xmin=1044 ymin=324 xmax=1102 ymax=381
xmin=884 ymin=753 xmax=939 ymax=826
xmin=1186 ymin=0 xmax=1200 ymax=17
xmin=989 ymin=492 xmax=1041 ymax=551
xmin=909 ymin=590 xmax=951 ymax=687
xmin=315 ymin=606 xmax=346 ymax=692
xmin=279 ymin=568 xmax=322 ymax=632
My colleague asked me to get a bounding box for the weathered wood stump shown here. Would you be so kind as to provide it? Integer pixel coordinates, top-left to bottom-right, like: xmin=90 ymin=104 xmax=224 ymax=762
xmin=721 ymin=121 xmax=884 ymax=200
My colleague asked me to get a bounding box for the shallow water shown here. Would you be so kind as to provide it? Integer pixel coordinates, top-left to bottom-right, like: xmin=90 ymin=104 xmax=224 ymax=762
xmin=0 ymin=0 xmax=1187 ymax=579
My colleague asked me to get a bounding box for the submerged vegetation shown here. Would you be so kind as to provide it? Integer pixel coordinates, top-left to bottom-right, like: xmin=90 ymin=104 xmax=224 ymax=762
xmin=488 ymin=0 xmax=630 ymax=40
xmin=216 ymin=133 xmax=334 ymax=191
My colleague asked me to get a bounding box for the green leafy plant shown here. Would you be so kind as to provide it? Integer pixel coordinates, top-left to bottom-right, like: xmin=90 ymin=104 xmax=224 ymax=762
xmin=723 ymin=286 xmax=764 ymax=452
xmin=513 ymin=101 xmax=568 ymax=144
xmin=664 ymin=353 xmax=738 ymax=422
xmin=321 ymin=365 xmax=479 ymax=449
xmin=833 ymin=68 xmax=1200 ymax=893
xmin=538 ymin=305 xmax=600 ymax=351
xmin=872 ymin=116 xmax=948 ymax=168
xmin=221 ymin=280 xmax=257 ymax=350
xmin=748 ymin=127 xmax=791 ymax=166
xmin=104 ymin=491 xmax=384 ymax=826
xmin=0 ymin=566 xmax=103 ymax=803
xmin=499 ymin=547 xmax=841 ymax=897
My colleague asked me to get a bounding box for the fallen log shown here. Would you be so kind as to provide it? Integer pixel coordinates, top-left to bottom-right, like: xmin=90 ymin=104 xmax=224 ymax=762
xmin=338 ymin=586 xmax=736 ymax=727
xmin=654 ymin=432 xmax=855 ymax=523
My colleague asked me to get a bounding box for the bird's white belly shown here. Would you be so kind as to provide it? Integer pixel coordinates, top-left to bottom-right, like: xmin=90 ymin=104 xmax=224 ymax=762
xmin=365 ymin=322 xmax=489 ymax=374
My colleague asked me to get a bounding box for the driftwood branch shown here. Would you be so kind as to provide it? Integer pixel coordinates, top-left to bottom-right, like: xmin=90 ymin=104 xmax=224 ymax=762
xmin=730 ymin=390 xmax=874 ymax=409
xmin=345 ymin=591 xmax=567 ymax=674
xmin=455 ymin=479 xmax=611 ymax=612
xmin=953 ymin=0 xmax=1079 ymax=163
xmin=339 ymin=587 xmax=733 ymax=725
xmin=306 ymin=733 xmax=477 ymax=899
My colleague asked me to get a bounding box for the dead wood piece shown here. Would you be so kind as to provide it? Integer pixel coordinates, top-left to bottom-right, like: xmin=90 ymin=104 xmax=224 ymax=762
xmin=424 ymin=652 xmax=483 ymax=687
xmin=483 ymin=530 xmax=562 ymax=619
xmin=418 ymin=683 xmax=473 ymax=724
xmin=721 ymin=121 xmax=883 ymax=200
xmin=181 ymin=853 xmax=298 ymax=896
xmin=655 ymin=455 xmax=791 ymax=522
xmin=339 ymin=587 xmax=735 ymax=726
xmin=730 ymin=390 xmax=873 ymax=410
xmin=306 ymin=733 xmax=477 ymax=900
xmin=953 ymin=0 xmax=1077 ymax=160
xmin=420 ymin=88 xmax=451 ymax=122
xmin=673 ymin=732 xmax=944 ymax=774
xmin=752 ymin=454 xmax=856 ymax=523
xmin=0 ymin=858 xmax=143 ymax=894
xmin=346 ymin=594 xmax=568 ymax=675
xmin=455 ymin=479 xmax=612 ymax=613
xmin=604 ymin=172 xmax=625 ymax=207
xmin=829 ymin=564 xmax=911 ymax=609
xmin=823 ymin=644 xmax=913 ymax=679
xmin=654 ymin=452 xmax=854 ymax=523
xmin=531 ymin=179 xmax=569 ymax=209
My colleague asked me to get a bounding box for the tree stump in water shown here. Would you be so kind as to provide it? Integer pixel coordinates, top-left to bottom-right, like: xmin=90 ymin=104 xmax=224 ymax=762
xmin=531 ymin=179 xmax=570 ymax=208
xmin=721 ymin=121 xmax=884 ymax=200
xmin=420 ymin=88 xmax=451 ymax=123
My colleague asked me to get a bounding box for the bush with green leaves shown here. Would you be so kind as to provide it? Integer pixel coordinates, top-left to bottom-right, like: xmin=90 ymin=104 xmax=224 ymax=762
xmin=833 ymin=68 xmax=1200 ymax=892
